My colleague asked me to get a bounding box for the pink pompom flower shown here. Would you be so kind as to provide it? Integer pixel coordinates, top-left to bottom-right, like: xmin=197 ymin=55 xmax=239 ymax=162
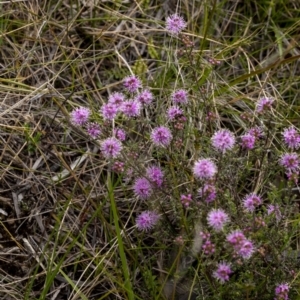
xmin=226 ymin=230 xmax=255 ymax=259
xmin=114 ymin=128 xmax=126 ymax=141
xmin=241 ymin=133 xmax=256 ymax=150
xmin=171 ymin=89 xmax=188 ymax=105
xmin=100 ymin=103 xmax=118 ymax=120
xmin=198 ymin=184 xmax=217 ymax=203
xmin=238 ymin=239 xmax=255 ymax=259
xmin=100 ymin=137 xmax=122 ymax=159
xmin=86 ymin=122 xmax=101 ymax=139
xmin=121 ymin=100 xmax=141 ymax=117
xmin=133 ymin=178 xmax=153 ymax=200
xmin=146 ymin=165 xmax=164 ymax=187
xmin=123 ymin=75 xmax=141 ymax=93
xmin=279 ymin=153 xmax=300 ymax=171
xmin=226 ymin=230 xmax=246 ymax=246
xmin=135 ymin=89 xmax=153 ymax=105
xmin=242 ymin=193 xmax=262 ymax=212
xmin=207 ymin=208 xmax=229 ymax=231
xmin=70 ymin=107 xmax=91 ymax=126
xmin=213 ymin=262 xmax=232 ymax=284
xmin=193 ymin=159 xmax=217 ymax=180
xmin=136 ymin=211 xmax=159 ymax=231
xmin=282 ymin=126 xmax=300 ymax=149
xmin=167 ymin=106 xmax=184 ymax=120
xmin=211 ymin=129 xmax=236 ymax=153
xmin=151 ymin=126 xmax=173 ymax=147
xmin=166 ymin=14 xmax=187 ymax=36
xmin=256 ymin=97 xmax=274 ymax=113
xmin=108 ymin=92 xmax=125 ymax=107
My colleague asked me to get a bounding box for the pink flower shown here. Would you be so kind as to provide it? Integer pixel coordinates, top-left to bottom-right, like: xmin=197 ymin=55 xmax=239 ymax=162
xmin=167 ymin=106 xmax=184 ymax=120
xmin=226 ymin=230 xmax=255 ymax=259
xmin=151 ymin=126 xmax=173 ymax=147
xmin=248 ymin=126 xmax=264 ymax=139
xmin=171 ymin=89 xmax=188 ymax=105
xmin=181 ymin=194 xmax=192 ymax=207
xmin=211 ymin=129 xmax=236 ymax=153
xmin=241 ymin=133 xmax=256 ymax=150
xmin=86 ymin=122 xmax=101 ymax=139
xmin=136 ymin=211 xmax=159 ymax=231
xmin=146 ymin=166 xmax=164 ymax=187
xmin=198 ymin=184 xmax=217 ymax=203
xmin=207 ymin=208 xmax=229 ymax=231
xmin=114 ymin=128 xmax=126 ymax=141
xmin=70 ymin=107 xmax=90 ymax=126
xmin=280 ymin=153 xmax=300 ymax=171
xmin=133 ymin=178 xmax=153 ymax=200
xmin=256 ymin=97 xmax=274 ymax=113
xmin=100 ymin=137 xmax=122 ymax=159
xmin=112 ymin=161 xmax=124 ymax=173
xmin=238 ymin=240 xmax=255 ymax=259
xmin=202 ymin=239 xmax=216 ymax=255
xmin=213 ymin=262 xmax=232 ymax=284
xmin=226 ymin=230 xmax=246 ymax=247
xmin=166 ymin=14 xmax=187 ymax=35
xmin=121 ymin=100 xmax=141 ymax=117
xmin=100 ymin=103 xmax=118 ymax=120
xmin=123 ymin=75 xmax=141 ymax=93
xmin=242 ymin=193 xmax=262 ymax=212
xmin=108 ymin=92 xmax=125 ymax=107
xmin=286 ymin=170 xmax=299 ymax=183
xmin=282 ymin=126 xmax=300 ymax=149
xmin=193 ymin=159 xmax=217 ymax=180
xmin=275 ymin=283 xmax=289 ymax=300
xmin=135 ymin=89 xmax=153 ymax=105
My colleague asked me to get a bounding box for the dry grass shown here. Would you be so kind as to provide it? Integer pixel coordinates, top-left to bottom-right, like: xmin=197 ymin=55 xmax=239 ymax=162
xmin=1 ymin=0 xmax=300 ymax=299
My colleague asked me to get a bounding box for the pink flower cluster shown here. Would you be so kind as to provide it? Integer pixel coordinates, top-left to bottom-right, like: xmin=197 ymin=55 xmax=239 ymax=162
xmin=280 ymin=152 xmax=299 ymax=171
xmin=166 ymin=14 xmax=187 ymax=36
xmin=133 ymin=178 xmax=153 ymax=200
xmin=86 ymin=122 xmax=101 ymax=139
xmin=282 ymin=126 xmax=300 ymax=149
xmin=167 ymin=106 xmax=183 ymax=120
xmin=133 ymin=166 xmax=164 ymax=199
xmin=256 ymin=97 xmax=274 ymax=113
xmin=171 ymin=89 xmax=189 ymax=105
xmin=136 ymin=211 xmax=159 ymax=231
xmin=274 ymin=283 xmax=289 ymax=300
xmin=193 ymin=158 xmax=217 ymax=180
xmin=198 ymin=183 xmax=217 ymax=203
xmin=135 ymin=89 xmax=153 ymax=105
xmin=242 ymin=193 xmax=262 ymax=212
xmin=123 ymin=75 xmax=142 ymax=93
xmin=213 ymin=262 xmax=232 ymax=284
xmin=200 ymin=232 xmax=215 ymax=255
xmin=211 ymin=129 xmax=235 ymax=153
xmin=112 ymin=161 xmax=124 ymax=173
xmin=151 ymin=126 xmax=173 ymax=147
xmin=280 ymin=126 xmax=300 ymax=181
xmin=180 ymin=194 xmax=192 ymax=207
xmin=70 ymin=107 xmax=91 ymax=126
xmin=100 ymin=137 xmax=123 ymax=159
xmin=146 ymin=166 xmax=164 ymax=188
xmin=207 ymin=208 xmax=229 ymax=231
xmin=226 ymin=230 xmax=255 ymax=259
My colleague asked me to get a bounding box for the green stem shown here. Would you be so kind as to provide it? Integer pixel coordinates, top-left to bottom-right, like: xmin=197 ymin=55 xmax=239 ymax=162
xmin=107 ymin=171 xmax=134 ymax=300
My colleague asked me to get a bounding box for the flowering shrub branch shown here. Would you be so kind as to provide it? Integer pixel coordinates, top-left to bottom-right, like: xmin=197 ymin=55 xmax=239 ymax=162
xmin=66 ymin=13 xmax=300 ymax=300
